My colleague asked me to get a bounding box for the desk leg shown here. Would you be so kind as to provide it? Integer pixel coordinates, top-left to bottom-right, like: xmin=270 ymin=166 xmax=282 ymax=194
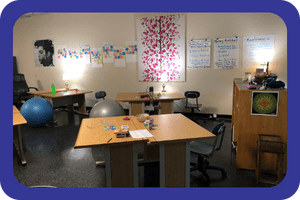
xmin=104 ymin=146 xmax=112 ymax=187
xmin=129 ymin=102 xmax=144 ymax=115
xmin=185 ymin=142 xmax=190 ymax=187
xmin=77 ymin=94 xmax=86 ymax=113
xmin=160 ymin=142 xmax=187 ymax=187
xmin=159 ymin=101 xmax=174 ymax=114
xmin=159 ymin=144 xmax=165 ymax=187
xmin=104 ymin=144 xmax=139 ymax=187
xmin=13 ymin=125 xmax=26 ymax=165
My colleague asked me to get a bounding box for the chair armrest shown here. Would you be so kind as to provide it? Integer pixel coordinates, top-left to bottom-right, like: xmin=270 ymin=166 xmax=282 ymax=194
xmin=28 ymin=87 xmax=39 ymax=91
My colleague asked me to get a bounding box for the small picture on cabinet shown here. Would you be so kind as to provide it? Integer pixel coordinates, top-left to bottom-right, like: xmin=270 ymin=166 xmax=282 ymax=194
xmin=251 ymin=91 xmax=279 ymax=116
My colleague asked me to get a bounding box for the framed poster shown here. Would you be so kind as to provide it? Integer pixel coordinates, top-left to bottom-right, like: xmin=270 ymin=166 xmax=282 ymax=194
xmin=251 ymin=91 xmax=279 ymax=116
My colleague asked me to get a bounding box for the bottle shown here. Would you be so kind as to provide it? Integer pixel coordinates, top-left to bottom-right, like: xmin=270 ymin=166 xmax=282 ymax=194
xmin=51 ymin=84 xmax=56 ymax=95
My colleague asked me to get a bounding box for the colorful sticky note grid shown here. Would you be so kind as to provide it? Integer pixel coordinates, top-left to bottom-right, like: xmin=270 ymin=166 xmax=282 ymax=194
xmin=125 ymin=44 xmax=138 ymax=55
xmin=114 ymin=49 xmax=126 ymax=59
xmin=103 ymin=45 xmax=113 ymax=56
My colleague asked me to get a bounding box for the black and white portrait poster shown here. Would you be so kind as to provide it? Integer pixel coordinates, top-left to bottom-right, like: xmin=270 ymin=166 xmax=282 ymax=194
xmin=33 ymin=39 xmax=56 ymax=67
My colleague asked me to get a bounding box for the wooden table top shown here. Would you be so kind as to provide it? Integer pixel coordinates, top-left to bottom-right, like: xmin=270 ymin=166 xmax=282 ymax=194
xmin=40 ymin=90 xmax=93 ymax=98
xmin=74 ymin=116 xmax=147 ymax=149
xmin=13 ymin=106 xmax=27 ymax=126
xmin=27 ymin=88 xmax=76 ymax=95
xmin=140 ymin=114 xmax=215 ymax=144
xmin=13 ymin=105 xmax=19 ymax=113
xmin=152 ymin=91 xmax=186 ymax=101
xmin=74 ymin=114 xmax=215 ymax=149
xmin=115 ymin=91 xmax=186 ymax=102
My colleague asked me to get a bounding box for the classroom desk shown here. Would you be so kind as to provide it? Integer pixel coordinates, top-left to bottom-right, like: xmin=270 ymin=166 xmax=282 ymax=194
xmin=74 ymin=113 xmax=215 ymax=187
xmin=74 ymin=116 xmax=147 ymax=187
xmin=115 ymin=91 xmax=186 ymax=115
xmin=13 ymin=105 xmax=27 ymax=165
xmin=29 ymin=89 xmax=92 ymax=114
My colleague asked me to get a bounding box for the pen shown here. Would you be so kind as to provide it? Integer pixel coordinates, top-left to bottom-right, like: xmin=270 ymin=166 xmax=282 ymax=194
xmin=107 ymin=138 xmax=112 ymax=143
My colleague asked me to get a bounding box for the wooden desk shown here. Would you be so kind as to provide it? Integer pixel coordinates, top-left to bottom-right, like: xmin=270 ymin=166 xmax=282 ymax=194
xmin=36 ymin=90 xmax=92 ymax=113
xmin=116 ymin=91 xmax=186 ymax=115
xmin=27 ymin=88 xmax=75 ymax=97
xmin=74 ymin=116 xmax=147 ymax=187
xmin=232 ymin=78 xmax=287 ymax=172
xmin=141 ymin=114 xmax=215 ymax=187
xmin=74 ymin=114 xmax=215 ymax=187
xmin=13 ymin=105 xmax=27 ymax=165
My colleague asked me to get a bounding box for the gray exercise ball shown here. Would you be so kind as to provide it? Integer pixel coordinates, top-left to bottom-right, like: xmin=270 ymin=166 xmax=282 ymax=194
xmin=89 ymin=100 xmax=125 ymax=118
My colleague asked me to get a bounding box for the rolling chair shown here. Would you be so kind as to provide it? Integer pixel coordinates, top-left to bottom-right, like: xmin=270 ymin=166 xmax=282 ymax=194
xmin=95 ymin=91 xmax=106 ymax=100
xmin=13 ymin=73 xmax=38 ymax=109
xmin=190 ymin=121 xmax=227 ymax=185
xmin=184 ymin=91 xmax=206 ymax=123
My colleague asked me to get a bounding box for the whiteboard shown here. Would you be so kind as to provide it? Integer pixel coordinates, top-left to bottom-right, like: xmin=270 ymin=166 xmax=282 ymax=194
xmin=214 ymin=37 xmax=239 ymax=69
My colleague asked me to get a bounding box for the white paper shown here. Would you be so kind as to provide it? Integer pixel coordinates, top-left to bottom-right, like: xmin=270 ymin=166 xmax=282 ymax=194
xmin=114 ymin=46 xmax=126 ymax=67
xmin=187 ymin=39 xmax=211 ymax=69
xmin=90 ymin=48 xmax=103 ymax=68
xmin=57 ymin=45 xmax=67 ymax=65
xmin=79 ymin=44 xmax=91 ymax=64
xmin=130 ymin=129 xmax=153 ymax=138
xmin=125 ymin=41 xmax=137 ymax=63
xmin=214 ymin=37 xmax=239 ymax=69
xmin=243 ymin=34 xmax=274 ymax=69
xmin=102 ymin=42 xmax=114 ymax=63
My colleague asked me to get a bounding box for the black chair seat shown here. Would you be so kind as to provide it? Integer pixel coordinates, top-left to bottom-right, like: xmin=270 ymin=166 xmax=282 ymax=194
xmin=95 ymin=91 xmax=106 ymax=100
xmin=13 ymin=73 xmax=38 ymax=109
xmin=190 ymin=141 xmax=214 ymax=156
xmin=184 ymin=91 xmax=205 ymax=123
xmin=190 ymin=121 xmax=227 ymax=185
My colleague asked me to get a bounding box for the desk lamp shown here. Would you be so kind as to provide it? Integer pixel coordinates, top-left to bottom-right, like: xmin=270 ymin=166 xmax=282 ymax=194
xmin=63 ymin=73 xmax=69 ymax=90
xmin=162 ymin=83 xmax=166 ymax=92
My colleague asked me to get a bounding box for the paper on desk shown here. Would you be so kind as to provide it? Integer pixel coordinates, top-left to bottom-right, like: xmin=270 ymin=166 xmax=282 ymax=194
xmin=129 ymin=129 xmax=153 ymax=139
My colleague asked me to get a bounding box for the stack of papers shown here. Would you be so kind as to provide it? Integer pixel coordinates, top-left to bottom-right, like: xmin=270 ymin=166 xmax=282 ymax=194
xmin=129 ymin=129 xmax=153 ymax=139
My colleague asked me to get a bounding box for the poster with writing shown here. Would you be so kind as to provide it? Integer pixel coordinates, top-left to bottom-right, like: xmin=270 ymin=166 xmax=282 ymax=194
xmin=102 ymin=42 xmax=114 ymax=63
xmin=214 ymin=37 xmax=239 ymax=69
xmin=79 ymin=44 xmax=90 ymax=64
xmin=114 ymin=46 xmax=126 ymax=67
xmin=57 ymin=45 xmax=67 ymax=65
xmin=243 ymin=35 xmax=274 ymax=69
xmin=90 ymin=48 xmax=103 ymax=68
xmin=125 ymin=41 xmax=138 ymax=63
xmin=187 ymin=39 xmax=211 ymax=69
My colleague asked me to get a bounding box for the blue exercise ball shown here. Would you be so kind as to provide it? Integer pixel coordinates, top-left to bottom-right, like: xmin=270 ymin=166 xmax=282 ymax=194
xmin=89 ymin=100 xmax=125 ymax=118
xmin=20 ymin=97 xmax=54 ymax=127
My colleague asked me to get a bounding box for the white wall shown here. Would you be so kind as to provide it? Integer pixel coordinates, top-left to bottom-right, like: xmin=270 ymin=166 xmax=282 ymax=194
xmin=13 ymin=13 xmax=287 ymax=115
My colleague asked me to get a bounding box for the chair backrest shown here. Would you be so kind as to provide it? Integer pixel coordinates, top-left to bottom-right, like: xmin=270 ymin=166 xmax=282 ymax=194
xmin=13 ymin=74 xmax=29 ymax=96
xmin=184 ymin=91 xmax=200 ymax=107
xmin=210 ymin=121 xmax=226 ymax=156
xmin=95 ymin=91 xmax=106 ymax=100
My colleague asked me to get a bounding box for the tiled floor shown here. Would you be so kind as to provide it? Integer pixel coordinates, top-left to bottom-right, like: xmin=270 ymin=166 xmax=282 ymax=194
xmin=13 ymin=109 xmax=276 ymax=188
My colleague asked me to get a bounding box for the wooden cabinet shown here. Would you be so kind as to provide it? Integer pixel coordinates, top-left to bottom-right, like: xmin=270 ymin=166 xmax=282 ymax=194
xmin=232 ymin=78 xmax=287 ymax=172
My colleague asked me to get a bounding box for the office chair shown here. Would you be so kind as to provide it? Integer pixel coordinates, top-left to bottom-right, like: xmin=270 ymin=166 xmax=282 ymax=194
xmin=184 ymin=91 xmax=206 ymax=123
xmin=13 ymin=73 xmax=38 ymax=109
xmin=190 ymin=121 xmax=227 ymax=185
xmin=95 ymin=91 xmax=106 ymax=100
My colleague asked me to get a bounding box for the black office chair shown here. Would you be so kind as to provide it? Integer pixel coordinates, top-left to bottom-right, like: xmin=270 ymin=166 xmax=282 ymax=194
xmin=95 ymin=91 xmax=106 ymax=100
xmin=184 ymin=91 xmax=206 ymax=123
xmin=13 ymin=73 xmax=38 ymax=109
xmin=190 ymin=121 xmax=227 ymax=185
